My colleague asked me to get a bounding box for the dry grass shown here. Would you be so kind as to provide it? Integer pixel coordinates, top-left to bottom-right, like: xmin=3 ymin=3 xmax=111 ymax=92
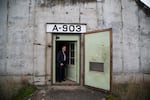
xmin=0 ymin=79 xmax=22 ymax=100
xmin=112 ymin=81 xmax=150 ymax=100
xmin=0 ymin=76 xmax=35 ymax=100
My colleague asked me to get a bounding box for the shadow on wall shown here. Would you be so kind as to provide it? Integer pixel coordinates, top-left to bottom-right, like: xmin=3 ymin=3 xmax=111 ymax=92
xmin=38 ymin=0 xmax=97 ymax=7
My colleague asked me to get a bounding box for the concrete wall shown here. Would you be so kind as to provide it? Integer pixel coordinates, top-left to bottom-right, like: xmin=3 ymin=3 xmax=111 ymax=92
xmin=0 ymin=0 xmax=7 ymax=75
xmin=0 ymin=0 xmax=35 ymax=82
xmin=0 ymin=0 xmax=150 ymax=84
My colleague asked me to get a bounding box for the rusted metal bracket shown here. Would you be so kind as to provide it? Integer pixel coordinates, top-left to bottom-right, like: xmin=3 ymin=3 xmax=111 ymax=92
xmin=33 ymin=43 xmax=52 ymax=48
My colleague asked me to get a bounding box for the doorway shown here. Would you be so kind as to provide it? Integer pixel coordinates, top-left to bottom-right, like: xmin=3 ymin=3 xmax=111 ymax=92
xmin=52 ymin=34 xmax=80 ymax=85
xmin=51 ymin=29 xmax=112 ymax=91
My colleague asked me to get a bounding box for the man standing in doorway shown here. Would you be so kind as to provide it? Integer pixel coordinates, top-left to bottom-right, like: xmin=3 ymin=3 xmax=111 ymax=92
xmin=57 ymin=45 xmax=66 ymax=82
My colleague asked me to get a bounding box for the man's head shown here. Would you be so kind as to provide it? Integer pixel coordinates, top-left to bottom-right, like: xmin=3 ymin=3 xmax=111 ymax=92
xmin=62 ymin=45 xmax=66 ymax=52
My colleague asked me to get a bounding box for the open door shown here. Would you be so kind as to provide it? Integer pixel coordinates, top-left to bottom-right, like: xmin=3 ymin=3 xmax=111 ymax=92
xmin=84 ymin=29 xmax=112 ymax=91
xmin=66 ymin=42 xmax=77 ymax=81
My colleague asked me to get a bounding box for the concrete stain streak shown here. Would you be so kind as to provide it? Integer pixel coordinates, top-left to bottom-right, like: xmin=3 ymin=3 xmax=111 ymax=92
xmin=120 ymin=0 xmax=124 ymax=73
xmin=38 ymin=0 xmax=96 ymax=7
xmin=28 ymin=0 xmax=32 ymax=24
xmin=137 ymin=6 xmax=142 ymax=72
xmin=6 ymin=0 xmax=9 ymax=74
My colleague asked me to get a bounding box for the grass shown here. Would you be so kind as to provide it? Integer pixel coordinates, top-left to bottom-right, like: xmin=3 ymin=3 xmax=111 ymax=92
xmin=106 ymin=94 xmax=118 ymax=100
xmin=0 ymin=79 xmax=21 ymax=100
xmin=12 ymin=85 xmax=36 ymax=100
xmin=0 ymin=77 xmax=36 ymax=100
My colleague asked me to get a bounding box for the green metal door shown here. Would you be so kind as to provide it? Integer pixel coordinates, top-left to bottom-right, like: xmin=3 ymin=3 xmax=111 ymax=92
xmin=84 ymin=29 xmax=112 ymax=91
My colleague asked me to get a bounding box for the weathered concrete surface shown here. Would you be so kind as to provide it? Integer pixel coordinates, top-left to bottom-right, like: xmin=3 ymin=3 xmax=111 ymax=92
xmin=28 ymin=86 xmax=105 ymax=100
xmin=0 ymin=0 xmax=150 ymax=85
xmin=0 ymin=0 xmax=8 ymax=75
xmin=0 ymin=0 xmax=35 ymax=75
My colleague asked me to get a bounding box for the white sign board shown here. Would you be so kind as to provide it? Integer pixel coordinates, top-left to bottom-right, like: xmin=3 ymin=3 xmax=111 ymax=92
xmin=141 ymin=0 xmax=150 ymax=8
xmin=46 ymin=23 xmax=86 ymax=33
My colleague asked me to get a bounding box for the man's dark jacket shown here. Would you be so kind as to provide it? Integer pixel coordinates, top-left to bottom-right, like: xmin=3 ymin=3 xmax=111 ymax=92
xmin=57 ymin=51 xmax=66 ymax=67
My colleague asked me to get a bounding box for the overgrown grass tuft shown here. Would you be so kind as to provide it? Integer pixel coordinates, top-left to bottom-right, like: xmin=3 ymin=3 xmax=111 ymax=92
xmin=12 ymin=85 xmax=36 ymax=100
xmin=0 ymin=77 xmax=36 ymax=100
xmin=106 ymin=94 xmax=118 ymax=100
xmin=0 ymin=79 xmax=21 ymax=100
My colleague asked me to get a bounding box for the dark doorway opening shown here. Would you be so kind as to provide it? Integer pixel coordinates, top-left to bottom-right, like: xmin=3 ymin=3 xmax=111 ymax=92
xmin=55 ymin=41 xmax=77 ymax=85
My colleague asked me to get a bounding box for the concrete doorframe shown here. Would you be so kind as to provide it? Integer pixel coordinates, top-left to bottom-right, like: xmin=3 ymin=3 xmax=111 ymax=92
xmin=45 ymin=32 xmax=53 ymax=85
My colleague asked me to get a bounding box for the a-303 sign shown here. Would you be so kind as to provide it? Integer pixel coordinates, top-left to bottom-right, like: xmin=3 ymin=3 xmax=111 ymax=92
xmin=46 ymin=23 xmax=86 ymax=33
